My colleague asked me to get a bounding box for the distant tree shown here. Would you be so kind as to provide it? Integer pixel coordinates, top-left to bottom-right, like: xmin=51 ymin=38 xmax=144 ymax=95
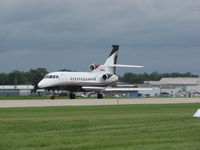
xmin=122 ymin=73 xmax=144 ymax=84
xmin=0 ymin=68 xmax=48 ymax=91
xmin=0 ymin=73 xmax=8 ymax=85
xmin=58 ymin=69 xmax=72 ymax=72
xmin=120 ymin=72 xmax=199 ymax=84
xmin=7 ymin=71 xmax=29 ymax=85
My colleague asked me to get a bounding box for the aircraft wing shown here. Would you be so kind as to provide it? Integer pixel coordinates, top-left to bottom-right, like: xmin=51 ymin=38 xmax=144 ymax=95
xmin=104 ymin=87 xmax=152 ymax=92
xmin=82 ymin=86 xmax=152 ymax=92
xmin=82 ymin=86 xmax=106 ymax=91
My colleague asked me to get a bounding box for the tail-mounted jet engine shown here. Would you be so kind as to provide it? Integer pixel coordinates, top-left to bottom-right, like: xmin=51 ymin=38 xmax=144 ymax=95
xmin=89 ymin=64 xmax=100 ymax=71
xmin=102 ymin=74 xmax=113 ymax=80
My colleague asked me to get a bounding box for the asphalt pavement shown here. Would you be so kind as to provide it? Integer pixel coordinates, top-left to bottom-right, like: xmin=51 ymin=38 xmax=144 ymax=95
xmin=0 ymin=98 xmax=200 ymax=108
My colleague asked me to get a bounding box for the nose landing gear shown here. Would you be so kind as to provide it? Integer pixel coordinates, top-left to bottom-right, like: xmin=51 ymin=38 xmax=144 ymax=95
xmin=51 ymin=95 xmax=56 ymax=100
xmin=50 ymin=90 xmax=58 ymax=100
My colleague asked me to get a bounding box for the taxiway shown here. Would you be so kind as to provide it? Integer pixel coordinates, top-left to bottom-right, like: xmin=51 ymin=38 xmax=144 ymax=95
xmin=0 ymin=98 xmax=200 ymax=108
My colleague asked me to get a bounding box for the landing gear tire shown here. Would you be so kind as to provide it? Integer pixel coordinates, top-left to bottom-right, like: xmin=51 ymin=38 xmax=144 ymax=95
xmin=69 ymin=93 xmax=76 ymax=99
xmin=97 ymin=93 xmax=103 ymax=99
xmin=51 ymin=95 xmax=55 ymax=100
xmin=50 ymin=90 xmax=56 ymax=100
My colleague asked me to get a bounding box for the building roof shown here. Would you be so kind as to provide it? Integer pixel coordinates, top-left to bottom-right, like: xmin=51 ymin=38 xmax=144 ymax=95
xmin=145 ymin=78 xmax=200 ymax=85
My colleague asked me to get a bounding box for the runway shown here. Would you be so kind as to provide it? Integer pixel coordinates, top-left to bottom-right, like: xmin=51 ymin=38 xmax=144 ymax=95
xmin=0 ymin=98 xmax=200 ymax=108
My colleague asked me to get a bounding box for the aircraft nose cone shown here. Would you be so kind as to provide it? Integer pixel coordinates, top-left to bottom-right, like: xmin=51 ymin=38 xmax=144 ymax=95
xmin=38 ymin=80 xmax=45 ymax=88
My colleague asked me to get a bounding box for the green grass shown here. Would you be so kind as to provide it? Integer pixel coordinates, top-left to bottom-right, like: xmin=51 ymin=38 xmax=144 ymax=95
xmin=0 ymin=104 xmax=200 ymax=150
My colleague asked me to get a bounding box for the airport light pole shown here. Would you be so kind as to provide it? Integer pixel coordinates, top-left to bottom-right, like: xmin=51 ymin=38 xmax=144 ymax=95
xmin=3 ymin=80 xmax=4 ymax=96
xmin=0 ymin=77 xmax=5 ymax=96
xmin=14 ymin=73 xmax=17 ymax=96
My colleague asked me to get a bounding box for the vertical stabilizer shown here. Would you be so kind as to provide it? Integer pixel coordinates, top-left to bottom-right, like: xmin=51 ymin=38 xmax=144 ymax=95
xmin=91 ymin=45 xmax=143 ymax=74
xmin=104 ymin=45 xmax=119 ymax=74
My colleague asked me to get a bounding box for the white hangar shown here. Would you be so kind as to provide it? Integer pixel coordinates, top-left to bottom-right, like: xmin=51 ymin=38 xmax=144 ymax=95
xmin=142 ymin=78 xmax=200 ymax=97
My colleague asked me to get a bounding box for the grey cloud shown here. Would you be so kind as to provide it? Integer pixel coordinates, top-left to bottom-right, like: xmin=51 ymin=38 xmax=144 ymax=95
xmin=0 ymin=0 xmax=200 ymax=74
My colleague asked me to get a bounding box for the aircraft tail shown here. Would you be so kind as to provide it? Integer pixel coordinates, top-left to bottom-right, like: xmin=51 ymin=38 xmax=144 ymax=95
xmin=104 ymin=45 xmax=119 ymax=74
xmin=92 ymin=45 xmax=143 ymax=74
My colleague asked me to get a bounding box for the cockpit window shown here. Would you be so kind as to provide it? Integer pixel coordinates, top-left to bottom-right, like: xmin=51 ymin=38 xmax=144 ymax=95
xmin=45 ymin=75 xmax=59 ymax=79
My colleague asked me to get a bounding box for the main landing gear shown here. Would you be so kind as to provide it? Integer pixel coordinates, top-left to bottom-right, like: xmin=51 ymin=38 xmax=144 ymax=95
xmin=50 ymin=91 xmax=103 ymax=99
xmin=97 ymin=93 xmax=103 ymax=99
xmin=51 ymin=95 xmax=56 ymax=100
xmin=69 ymin=93 xmax=76 ymax=99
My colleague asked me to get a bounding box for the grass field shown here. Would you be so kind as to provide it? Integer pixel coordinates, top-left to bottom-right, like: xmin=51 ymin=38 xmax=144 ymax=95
xmin=0 ymin=104 xmax=200 ymax=150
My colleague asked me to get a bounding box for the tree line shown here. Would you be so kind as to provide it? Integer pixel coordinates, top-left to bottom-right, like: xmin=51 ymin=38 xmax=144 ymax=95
xmin=0 ymin=68 xmax=48 ymax=91
xmin=0 ymin=68 xmax=198 ymax=91
xmin=120 ymin=72 xmax=199 ymax=84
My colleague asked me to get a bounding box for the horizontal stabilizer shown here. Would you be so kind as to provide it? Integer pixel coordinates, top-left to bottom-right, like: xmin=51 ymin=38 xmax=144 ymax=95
xmin=107 ymin=64 xmax=144 ymax=68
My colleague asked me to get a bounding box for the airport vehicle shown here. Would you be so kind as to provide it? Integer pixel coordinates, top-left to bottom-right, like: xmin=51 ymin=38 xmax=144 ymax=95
xmin=38 ymin=45 xmax=151 ymax=99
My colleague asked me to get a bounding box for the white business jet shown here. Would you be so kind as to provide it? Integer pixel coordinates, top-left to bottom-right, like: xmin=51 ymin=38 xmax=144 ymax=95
xmin=38 ymin=45 xmax=150 ymax=99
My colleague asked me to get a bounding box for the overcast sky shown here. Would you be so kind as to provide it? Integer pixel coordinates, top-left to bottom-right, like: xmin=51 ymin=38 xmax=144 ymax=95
xmin=0 ymin=0 xmax=200 ymax=75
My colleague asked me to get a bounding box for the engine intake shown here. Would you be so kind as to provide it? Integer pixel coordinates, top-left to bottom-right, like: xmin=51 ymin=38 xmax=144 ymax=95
xmin=102 ymin=74 xmax=113 ymax=80
xmin=89 ymin=64 xmax=100 ymax=71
